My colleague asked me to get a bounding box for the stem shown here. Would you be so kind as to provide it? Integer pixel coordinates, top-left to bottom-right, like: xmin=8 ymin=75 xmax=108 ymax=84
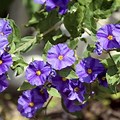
xmin=42 ymin=21 xmax=62 ymax=36
xmin=44 ymin=96 xmax=53 ymax=116
xmin=108 ymin=51 xmax=120 ymax=93
xmin=108 ymin=51 xmax=118 ymax=71
xmin=13 ymin=37 xmax=36 ymax=53
xmin=89 ymin=83 xmax=92 ymax=96
xmin=84 ymin=28 xmax=91 ymax=36
xmin=13 ymin=21 xmax=62 ymax=54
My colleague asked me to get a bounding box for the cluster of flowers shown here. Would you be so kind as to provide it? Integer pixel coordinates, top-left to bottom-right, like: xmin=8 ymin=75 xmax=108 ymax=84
xmin=17 ymin=2 xmax=120 ymax=117
xmin=18 ymin=43 xmax=108 ymax=118
xmin=94 ymin=24 xmax=120 ymax=55
xmin=34 ymin=0 xmax=70 ymax=15
xmin=0 ymin=19 xmax=13 ymax=93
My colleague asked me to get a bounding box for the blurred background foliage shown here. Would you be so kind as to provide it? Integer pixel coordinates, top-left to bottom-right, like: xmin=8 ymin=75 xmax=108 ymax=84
xmin=0 ymin=0 xmax=13 ymax=17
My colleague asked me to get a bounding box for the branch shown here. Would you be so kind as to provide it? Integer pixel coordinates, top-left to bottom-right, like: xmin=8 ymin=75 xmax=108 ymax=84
xmin=13 ymin=21 xmax=62 ymax=54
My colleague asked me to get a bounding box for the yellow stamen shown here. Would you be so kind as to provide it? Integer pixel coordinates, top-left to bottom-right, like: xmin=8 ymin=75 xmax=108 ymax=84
xmin=36 ymin=70 xmax=41 ymax=76
xmin=74 ymin=87 xmax=79 ymax=92
xmin=102 ymin=77 xmax=106 ymax=81
xmin=87 ymin=69 xmax=92 ymax=74
xmin=107 ymin=35 xmax=113 ymax=40
xmin=29 ymin=102 xmax=34 ymax=107
xmin=58 ymin=55 xmax=64 ymax=60
xmin=62 ymin=77 xmax=67 ymax=81
xmin=40 ymin=89 xmax=44 ymax=94
xmin=0 ymin=60 xmax=3 ymax=65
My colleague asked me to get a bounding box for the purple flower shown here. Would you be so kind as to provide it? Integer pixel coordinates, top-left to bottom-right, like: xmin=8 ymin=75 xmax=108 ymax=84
xmin=0 ymin=74 xmax=9 ymax=93
xmin=0 ymin=50 xmax=13 ymax=75
xmin=18 ymin=86 xmax=49 ymax=118
xmin=96 ymin=24 xmax=120 ymax=50
xmin=47 ymin=43 xmax=75 ymax=70
xmin=94 ymin=42 xmax=103 ymax=55
xmin=63 ymin=97 xmax=86 ymax=113
xmin=0 ymin=19 xmax=12 ymax=37
xmin=50 ymin=74 xmax=69 ymax=92
xmin=97 ymin=70 xmax=108 ymax=87
xmin=34 ymin=0 xmax=45 ymax=4
xmin=26 ymin=60 xmax=52 ymax=86
xmin=76 ymin=57 xmax=105 ymax=83
xmin=34 ymin=0 xmax=69 ymax=14
xmin=63 ymin=80 xmax=86 ymax=103
xmin=0 ymin=36 xmax=9 ymax=50
xmin=46 ymin=0 xmax=69 ymax=14
xmin=114 ymin=24 xmax=120 ymax=30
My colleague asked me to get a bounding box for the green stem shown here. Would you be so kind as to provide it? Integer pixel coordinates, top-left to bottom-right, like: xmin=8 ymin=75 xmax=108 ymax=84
xmin=42 ymin=20 xmax=62 ymax=36
xmin=13 ymin=21 xmax=62 ymax=54
xmin=13 ymin=37 xmax=36 ymax=53
xmin=108 ymin=51 xmax=120 ymax=93
xmin=44 ymin=96 xmax=53 ymax=116
xmin=108 ymin=51 xmax=118 ymax=71
xmin=83 ymin=28 xmax=91 ymax=35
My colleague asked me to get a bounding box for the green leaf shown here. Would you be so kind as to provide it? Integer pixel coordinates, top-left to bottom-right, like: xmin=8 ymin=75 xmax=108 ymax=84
xmin=6 ymin=19 xmax=21 ymax=54
xmin=8 ymin=19 xmax=21 ymax=43
xmin=15 ymin=66 xmax=24 ymax=76
xmin=22 ymin=0 xmax=41 ymax=16
xmin=78 ymin=0 xmax=92 ymax=6
xmin=42 ymin=41 xmax=52 ymax=61
xmin=47 ymin=88 xmax=61 ymax=98
xmin=18 ymin=81 xmax=36 ymax=91
xmin=27 ymin=10 xmax=61 ymax=33
xmin=83 ymin=7 xmax=97 ymax=33
xmin=101 ymin=58 xmax=114 ymax=68
xmin=106 ymin=73 xmax=120 ymax=85
xmin=43 ymin=41 xmax=52 ymax=54
xmin=9 ymin=41 xmax=16 ymax=54
xmin=90 ymin=0 xmax=120 ymax=19
xmin=11 ymin=54 xmax=28 ymax=76
xmin=107 ymin=65 xmax=118 ymax=76
xmin=64 ymin=3 xmax=85 ymax=38
xmin=67 ymin=38 xmax=79 ymax=50
xmin=111 ymin=92 xmax=120 ymax=100
xmin=59 ymin=68 xmax=78 ymax=79
xmin=101 ymin=53 xmax=120 ymax=68
xmin=14 ymin=36 xmax=37 ymax=53
xmin=12 ymin=57 xmax=28 ymax=69
xmin=94 ymin=84 xmax=117 ymax=100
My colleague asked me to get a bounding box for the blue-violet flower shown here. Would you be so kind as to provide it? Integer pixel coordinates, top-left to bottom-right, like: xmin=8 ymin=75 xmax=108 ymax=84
xmin=18 ymin=86 xmax=49 ymax=118
xmin=76 ymin=57 xmax=105 ymax=83
xmin=47 ymin=43 xmax=75 ymax=70
xmin=26 ymin=60 xmax=52 ymax=86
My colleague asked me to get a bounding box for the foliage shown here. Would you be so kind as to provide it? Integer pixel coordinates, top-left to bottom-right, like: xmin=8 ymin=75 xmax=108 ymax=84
xmin=1 ymin=0 xmax=120 ymax=119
